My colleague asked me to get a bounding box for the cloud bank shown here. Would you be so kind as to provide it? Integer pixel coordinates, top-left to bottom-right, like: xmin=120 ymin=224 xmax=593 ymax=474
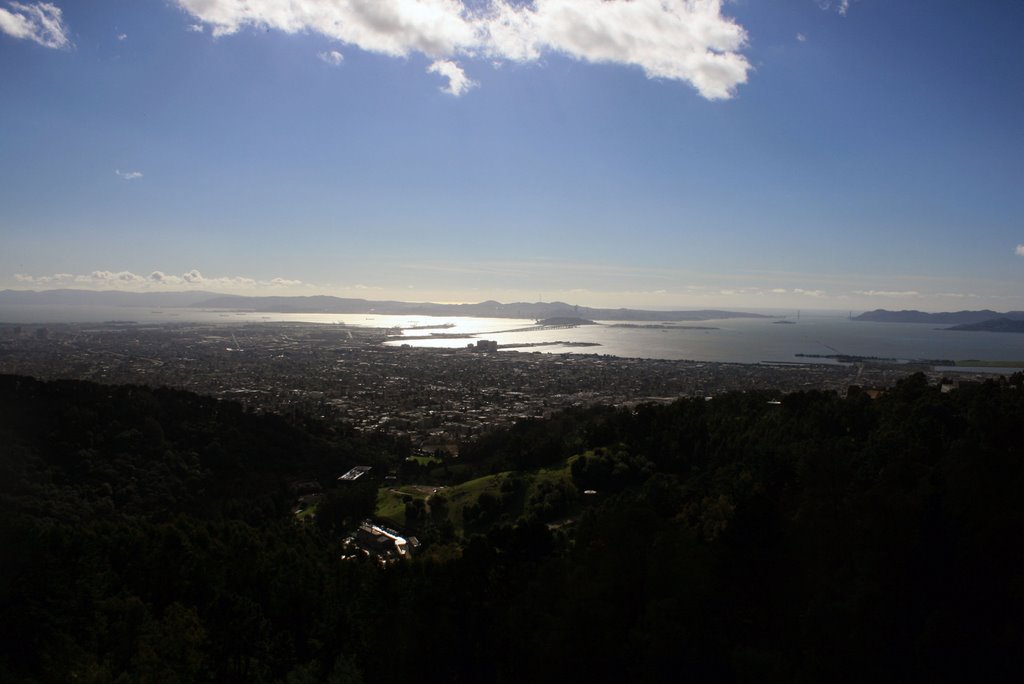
xmin=0 ymin=1 xmax=71 ymax=49
xmin=854 ymin=290 xmax=921 ymax=298
xmin=174 ymin=0 xmax=751 ymax=99
xmin=1016 ymin=244 xmax=1024 ymax=257
xmin=14 ymin=269 xmax=308 ymax=292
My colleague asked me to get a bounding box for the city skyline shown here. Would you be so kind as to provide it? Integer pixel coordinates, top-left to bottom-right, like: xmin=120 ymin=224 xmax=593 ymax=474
xmin=2 ymin=1 xmax=1022 ymax=312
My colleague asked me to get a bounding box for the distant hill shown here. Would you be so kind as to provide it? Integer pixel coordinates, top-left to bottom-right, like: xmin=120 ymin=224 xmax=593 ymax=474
xmin=855 ymin=309 xmax=1024 ymax=324
xmin=193 ymin=295 xmax=771 ymax=322
xmin=0 ymin=289 xmax=772 ymax=322
xmin=946 ymin=318 xmax=1024 ymax=333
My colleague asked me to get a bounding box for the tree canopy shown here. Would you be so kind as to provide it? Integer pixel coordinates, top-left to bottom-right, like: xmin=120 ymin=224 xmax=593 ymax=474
xmin=2 ymin=372 xmax=1023 ymax=681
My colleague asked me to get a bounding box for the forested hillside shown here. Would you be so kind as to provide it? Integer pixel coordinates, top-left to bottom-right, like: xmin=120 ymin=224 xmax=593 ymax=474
xmin=2 ymin=372 xmax=1023 ymax=681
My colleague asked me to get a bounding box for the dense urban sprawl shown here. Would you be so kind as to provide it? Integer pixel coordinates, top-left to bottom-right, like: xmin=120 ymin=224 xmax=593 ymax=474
xmin=0 ymin=321 xmax=980 ymax=454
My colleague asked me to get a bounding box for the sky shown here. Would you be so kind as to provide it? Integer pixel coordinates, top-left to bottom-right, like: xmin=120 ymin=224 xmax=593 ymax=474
xmin=1 ymin=0 xmax=1022 ymax=312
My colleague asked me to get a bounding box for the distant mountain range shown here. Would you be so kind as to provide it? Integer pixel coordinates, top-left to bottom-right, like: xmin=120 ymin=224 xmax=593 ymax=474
xmin=192 ymin=295 xmax=771 ymax=321
xmin=0 ymin=289 xmax=771 ymax=322
xmin=946 ymin=318 xmax=1024 ymax=333
xmin=854 ymin=309 xmax=1024 ymax=325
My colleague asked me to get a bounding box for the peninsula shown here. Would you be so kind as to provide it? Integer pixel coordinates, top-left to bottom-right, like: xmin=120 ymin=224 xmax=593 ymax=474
xmin=854 ymin=309 xmax=1024 ymax=325
xmin=946 ymin=318 xmax=1024 ymax=333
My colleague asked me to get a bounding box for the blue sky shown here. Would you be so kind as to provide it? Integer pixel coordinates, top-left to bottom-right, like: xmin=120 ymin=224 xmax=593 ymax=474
xmin=1 ymin=0 xmax=1022 ymax=311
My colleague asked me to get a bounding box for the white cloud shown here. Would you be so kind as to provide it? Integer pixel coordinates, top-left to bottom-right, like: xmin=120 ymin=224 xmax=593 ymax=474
xmin=853 ymin=290 xmax=920 ymax=297
xmin=1015 ymin=244 xmax=1024 ymax=257
xmin=483 ymin=0 xmax=749 ymax=99
xmin=177 ymin=0 xmax=478 ymax=52
xmin=117 ymin=33 xmax=127 ymax=41
xmin=12 ymin=269 xmax=306 ymax=292
xmin=15 ymin=272 xmax=74 ymax=284
xmin=816 ymin=0 xmax=853 ymax=16
xmin=318 ymin=49 xmax=344 ymax=66
xmin=115 ymin=169 xmax=143 ymax=180
xmin=0 ymin=1 xmax=71 ymax=49
xmin=428 ymin=59 xmax=475 ymax=95
xmin=186 ymin=23 xmax=203 ymax=33
xmin=174 ymin=0 xmax=751 ymax=100
xmin=88 ymin=270 xmax=147 ymax=284
xmin=796 ymin=33 xmax=807 ymax=43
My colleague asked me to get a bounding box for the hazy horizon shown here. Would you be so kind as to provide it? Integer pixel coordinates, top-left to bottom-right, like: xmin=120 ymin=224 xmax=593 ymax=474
xmin=4 ymin=284 xmax=1024 ymax=317
xmin=3 ymin=1 xmax=1022 ymax=313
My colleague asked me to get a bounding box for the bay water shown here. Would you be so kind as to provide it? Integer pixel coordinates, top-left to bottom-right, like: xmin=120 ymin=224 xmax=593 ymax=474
xmin=2 ymin=305 xmax=1021 ymax=370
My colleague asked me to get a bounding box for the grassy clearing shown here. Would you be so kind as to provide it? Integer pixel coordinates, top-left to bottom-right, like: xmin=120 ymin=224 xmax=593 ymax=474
xmin=375 ymin=484 xmax=446 ymax=526
xmin=442 ymin=472 xmax=508 ymax=529
xmin=524 ymin=459 xmax=575 ymax=496
xmin=375 ymin=488 xmax=412 ymax=525
xmin=439 ymin=456 xmax=579 ymax=532
xmin=375 ymin=456 xmax=582 ymax=535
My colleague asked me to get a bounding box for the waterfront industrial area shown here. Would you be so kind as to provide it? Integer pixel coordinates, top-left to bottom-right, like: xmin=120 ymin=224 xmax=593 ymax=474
xmin=0 ymin=320 xmax=996 ymax=456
